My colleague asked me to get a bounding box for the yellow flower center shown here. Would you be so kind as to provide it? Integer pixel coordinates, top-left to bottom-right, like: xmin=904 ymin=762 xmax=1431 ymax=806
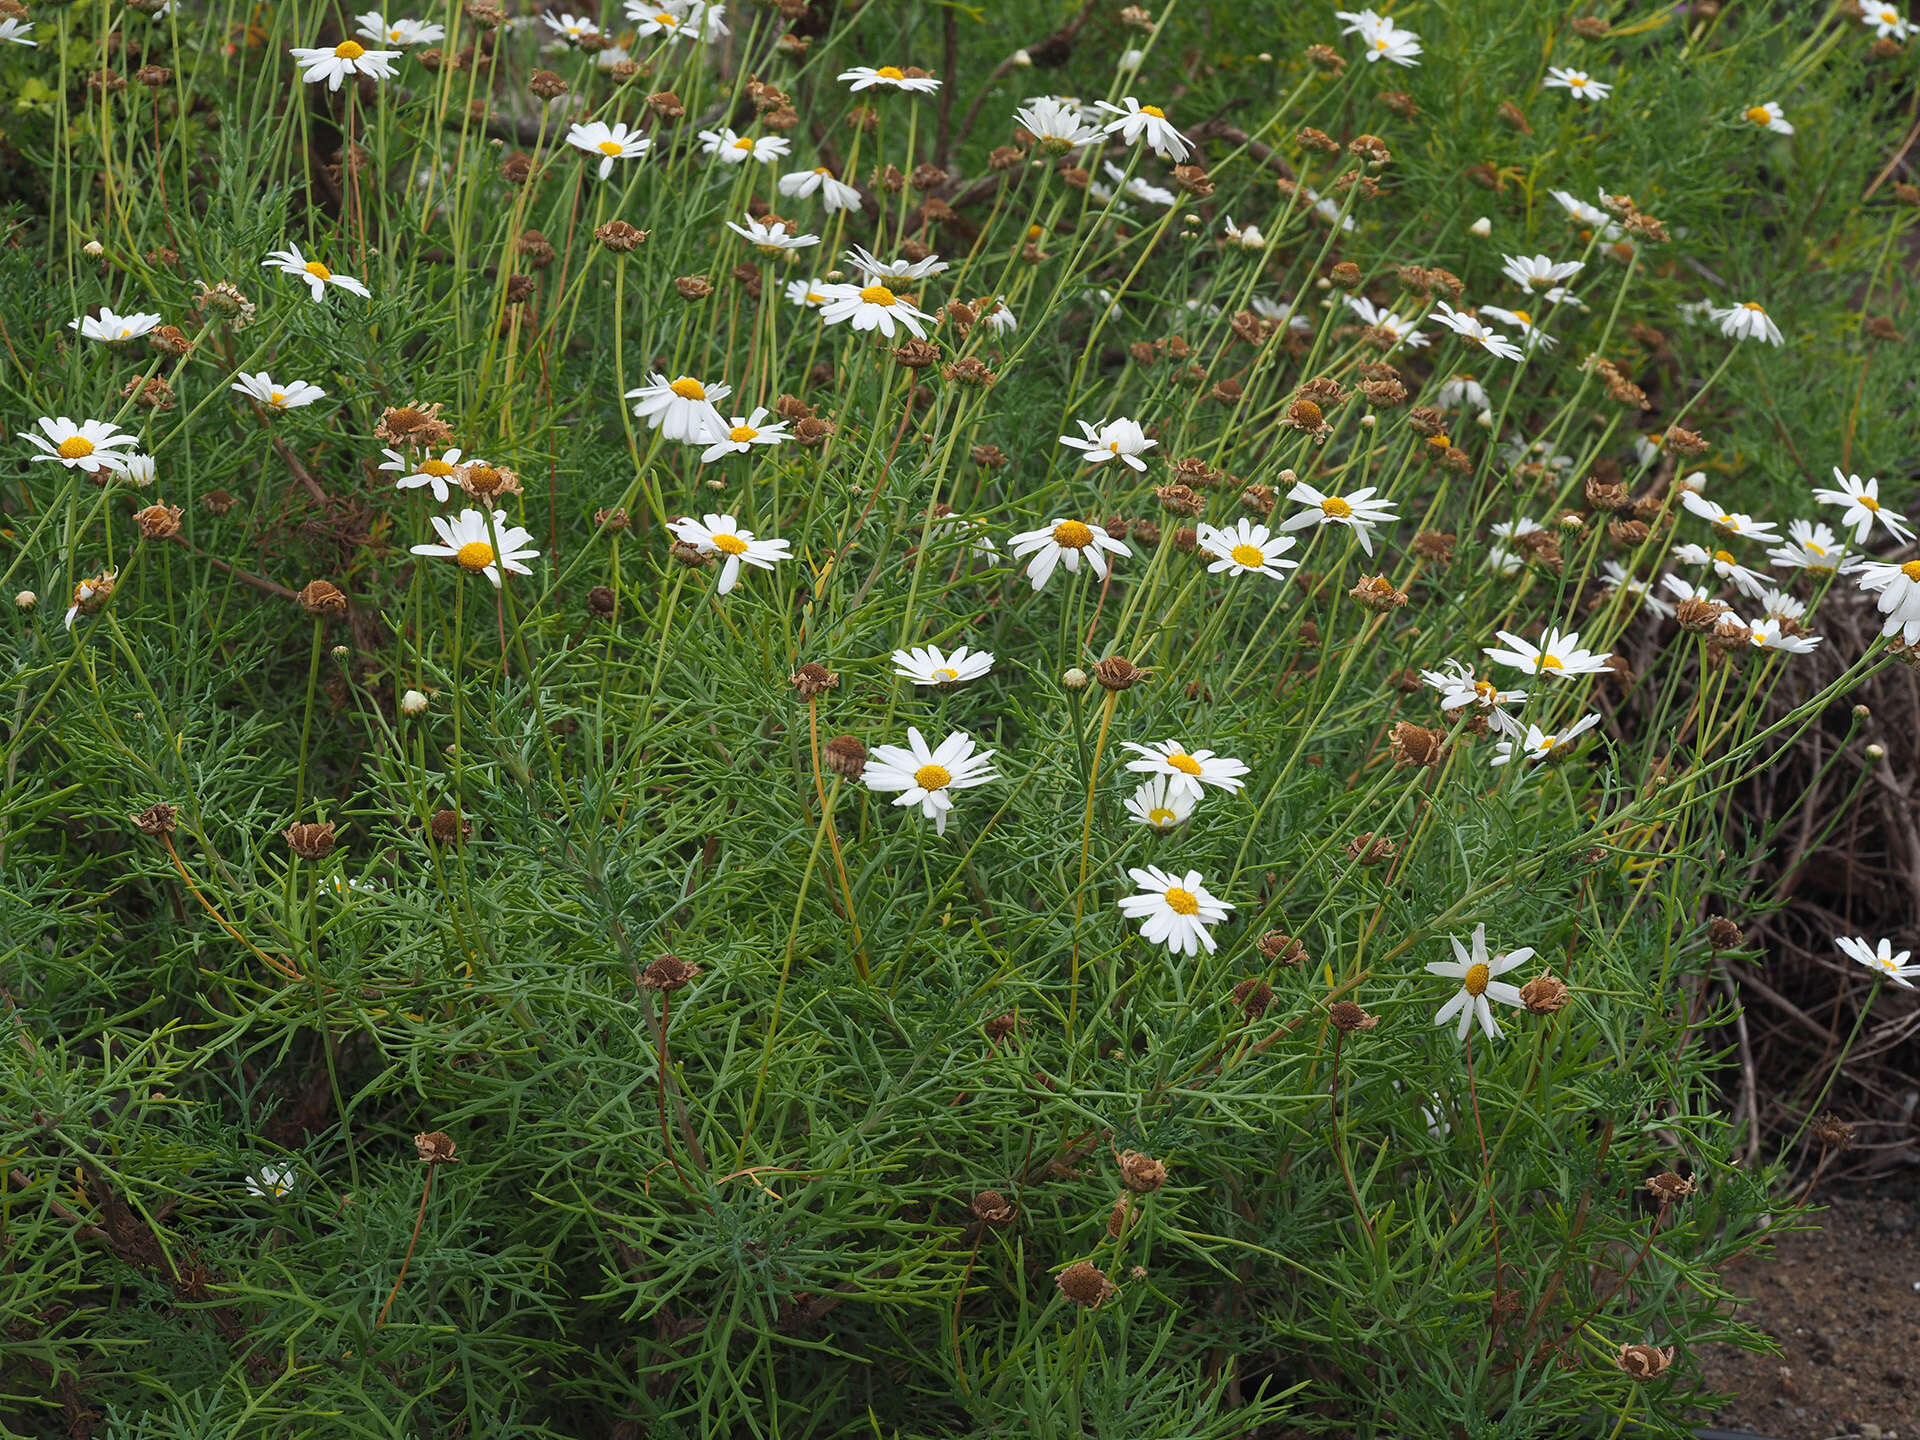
xmin=1539 ymin=654 xmax=1564 ymax=671
xmin=1052 ymin=519 xmax=1093 ymax=549
xmin=656 ymin=11 xmax=677 ymax=23
xmin=389 ymin=27 xmax=405 ymax=39
xmin=1568 ymin=74 xmax=1588 ymax=87
xmin=1139 ymin=104 xmax=1165 ymax=117
xmin=732 ymin=136 xmax=755 ymax=150
xmin=1713 ymin=549 xmax=1737 ymax=566
xmin=305 ymin=260 xmax=332 ymax=280
xmin=422 ymin=458 xmax=454 ymax=476
xmin=598 ymin=140 xmax=624 ymax=156
xmin=932 ymin=667 xmax=958 ymax=682
xmin=914 ymin=762 xmax=952 ymax=790
xmin=455 ymin=540 xmax=494 ymax=570
xmin=669 ymin=377 xmax=707 ymax=400
xmin=1901 ymin=560 xmax=1920 ymax=582
xmin=270 ymin=391 xmax=286 ymax=406
xmin=1741 ymin=301 xmax=1767 ymax=313
xmin=1147 ymin=807 xmax=1178 ymax=828
xmin=1745 ymin=106 xmax=1772 ymax=125
xmin=57 ymin=436 xmax=95 ymax=459
xmin=1164 ymin=886 xmax=1200 ymax=916
xmin=805 ymin=291 xmax=825 ymax=304
xmin=727 ymin=425 xmax=758 ymax=443
xmin=1860 ymin=495 xmax=1880 ymax=512
xmin=1230 ymin=543 xmax=1266 ymax=568
xmin=1027 ymin=224 xmax=1044 ymax=240
xmin=1375 ymin=36 xmax=1389 ymax=49
xmin=1108 ymin=440 xmax=1121 ymax=453
xmin=859 ymin=284 xmax=897 ymax=306
xmin=876 ymin=65 xmax=906 ymax=80
xmin=1427 ymin=433 xmax=1451 ymax=449
xmin=1166 ymin=752 xmax=1202 ymax=776
xmin=813 ymin=167 xmax=830 ymax=176
xmin=1716 ymin=513 xmax=1735 ymax=527
xmin=712 ymin=532 xmax=749 ymax=555
xmin=1474 ymin=679 xmax=1497 ymax=701
xmin=1320 ymin=495 xmax=1352 ymax=518
xmin=334 ymin=39 xmax=366 ymax=59
xmin=1510 ymin=309 xmax=1532 ymax=326
xmin=1463 ymin=962 xmax=1490 ymax=996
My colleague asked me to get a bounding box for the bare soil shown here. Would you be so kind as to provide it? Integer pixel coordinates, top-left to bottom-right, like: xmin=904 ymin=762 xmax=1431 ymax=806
xmin=1697 ymin=1176 xmax=1920 ymax=1440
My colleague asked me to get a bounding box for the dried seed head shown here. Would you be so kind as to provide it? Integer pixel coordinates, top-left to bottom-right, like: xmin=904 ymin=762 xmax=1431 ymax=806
xmin=376 ymin=403 xmax=453 ymax=450
xmin=201 ymin=489 xmax=236 ymax=516
xmin=1056 ymin=1260 xmax=1114 ymax=1309
xmin=942 ymin=357 xmax=995 ymax=388
xmin=1608 ymin=519 xmax=1651 ymax=547
xmin=587 ymin=585 xmax=617 ymax=617
xmin=674 ymin=275 xmax=713 ymax=300
xmin=988 ymin=143 xmax=1024 ymax=171
xmin=1520 ymin=973 xmax=1571 ymax=1014
xmin=1389 ymin=721 xmax=1445 ymax=769
xmin=669 ymin=539 xmax=712 ymax=569
xmin=794 ymin=416 xmax=837 ymax=445
xmin=1810 ymin=1112 xmax=1854 ymax=1150
xmin=823 ymin=735 xmax=867 ymax=780
xmin=1675 ymin=597 xmax=1727 ymax=633
xmin=1346 ymin=832 xmax=1396 ymax=866
xmin=790 ymin=663 xmax=839 ymax=699
xmin=971 ymin=1190 xmax=1016 ymax=1226
xmin=1239 ymin=483 xmax=1276 ymax=518
xmin=1328 ymin=261 xmax=1362 ymax=289
xmin=639 ymin=953 xmax=701 ymax=992
xmin=499 ymin=151 xmax=534 ymax=184
xmin=1155 ymin=483 xmax=1204 ymax=517
xmin=1407 ymin=405 xmax=1448 ymax=438
xmin=429 ymin=808 xmax=472 ymax=847
xmin=1093 ymin=655 xmax=1145 ymax=691
xmin=1107 ymin=1194 xmax=1133 ymax=1238
xmin=515 ymin=230 xmax=557 ymax=269
xmin=146 ymin=324 xmax=193 ymax=358
xmin=909 ymin=161 xmax=948 ymax=192
xmin=1172 ymin=163 xmax=1214 ymax=197
xmin=283 ymin=821 xmax=338 ymax=860
xmin=1349 ymin=574 xmax=1408 ymax=613
xmin=528 ymin=68 xmax=568 ymax=98
xmin=1570 ymin=15 xmax=1610 ymax=35
xmin=1258 ymin=931 xmax=1307 ymax=966
xmin=1298 ymin=126 xmax=1339 ymax=153
xmin=1131 ymin=519 xmax=1162 ymax=547
xmin=414 ymin=1130 xmax=459 ymax=1165
xmin=1645 ymin=1171 xmax=1696 ymax=1205
xmin=1584 ymin=476 xmax=1632 ymax=513
xmin=1614 ymin=1344 xmax=1674 ymax=1382
xmin=133 ymin=502 xmax=184 ymax=540
xmin=131 ymin=802 xmax=178 ymax=837
xmin=1379 ymin=89 xmax=1418 ymax=117
xmin=1328 ymin=1000 xmax=1378 ymax=1033
xmin=892 ymin=338 xmax=940 ymax=369
xmin=1349 ymin=133 xmax=1391 ymax=166
xmin=1305 ymin=43 xmax=1345 ymax=73
xmin=459 ymin=463 xmax=522 ymax=501
xmin=1664 ymin=425 xmax=1708 ymax=457
xmin=1231 ymin=977 xmax=1275 ymax=1017
xmin=1117 ymin=1150 xmax=1167 ymax=1193
xmin=1864 ymin=315 xmax=1901 ymax=342
xmin=1706 ymin=915 xmax=1743 ymax=952
xmin=647 ymin=89 xmax=685 ymax=120
xmin=298 ymin=579 xmax=348 ymax=616
xmin=1410 ymin=530 xmax=1456 ymax=562
xmin=970 ymin=443 xmax=1007 ymax=468
xmin=123 ymin=375 xmax=175 ymax=410
xmin=983 ymin=1010 xmax=1020 ymax=1043
xmin=1361 ymin=376 xmax=1408 ymax=407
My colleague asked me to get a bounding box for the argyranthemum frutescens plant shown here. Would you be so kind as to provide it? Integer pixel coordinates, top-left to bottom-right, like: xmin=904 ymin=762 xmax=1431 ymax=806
xmin=3 ymin=0 xmax=1918 ymax=1435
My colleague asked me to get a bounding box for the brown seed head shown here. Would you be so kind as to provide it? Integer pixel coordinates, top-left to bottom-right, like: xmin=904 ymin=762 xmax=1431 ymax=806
xmin=824 ymin=735 xmax=867 ymax=780
xmin=459 ymin=463 xmax=522 ymax=501
xmin=131 ymin=802 xmax=178 ymax=837
xmin=1056 ymin=1260 xmax=1114 ymax=1309
xmin=1664 ymin=425 xmax=1708 ymax=457
xmin=429 ymin=808 xmax=472 ymax=847
xmin=1155 ymin=483 xmax=1204 ymax=517
xmin=987 ymin=144 xmax=1024 ymax=171
xmin=1107 ymin=1194 xmax=1133 ymax=1238
xmin=1409 ymin=530 xmax=1456 ymax=563
xmin=414 ymin=1130 xmax=460 ymax=1165
xmin=790 ymin=662 xmax=839 ymax=699
xmin=1614 ymin=1343 xmax=1674 ymax=1382
xmin=1346 ymin=832 xmax=1396 ymax=866
xmin=202 ymin=489 xmax=236 ymax=516
xmin=942 ymin=357 xmax=995 ymax=388
xmin=674 ymin=275 xmax=713 ymax=300
xmin=1258 ymin=931 xmax=1307 ymax=966
xmin=587 ymin=585 xmax=617 ymax=617
xmin=971 ymin=1190 xmax=1016 ymax=1226
xmin=1297 ymin=125 xmax=1339 ymax=153
xmin=1608 ymin=518 xmax=1651 ymax=547
xmin=123 ymin=375 xmax=175 ymax=410
xmin=1231 ymin=977 xmax=1275 ymax=1017
xmin=1092 ymin=655 xmax=1145 ymax=692
xmin=146 ymin=324 xmax=193 ymax=358
xmin=1379 ymin=89 xmax=1418 ymax=117
xmin=133 ymin=503 xmax=184 ymax=541
xmin=1171 ymin=163 xmax=1214 ymax=197
xmin=1305 ymin=43 xmax=1345 ymax=73
xmin=284 ymin=821 xmax=338 ymax=861
xmin=1329 ymin=261 xmax=1362 ymax=289
xmin=1117 ymin=1150 xmax=1167 ymax=1193
xmin=1350 ymin=574 xmax=1408 ymax=613
xmin=1864 ymin=315 xmax=1901 ymax=343
xmin=298 ymin=579 xmax=348 ymax=616
xmin=499 ymin=151 xmax=533 ymax=184
xmin=528 ymin=68 xmax=568 ymax=98
xmin=647 ymin=89 xmax=685 ymax=120
xmin=376 ymin=403 xmax=453 ymax=450
xmin=639 ymin=954 xmax=701 ymax=992
xmin=891 ymin=339 xmax=940 ymax=370
xmin=1329 ymin=1000 xmax=1378 ymax=1033
xmin=794 ymin=416 xmax=837 ymax=446
xmin=1389 ymin=721 xmax=1445 ymax=769
xmin=1645 ymin=1171 xmax=1696 ymax=1205
xmin=1349 ymin=132 xmax=1391 ymax=166
xmin=1675 ymin=597 xmax=1727 ymax=633
xmin=1706 ymin=916 xmax=1743 ymax=952
xmin=503 ymin=273 xmax=536 ymax=305
xmin=1810 ymin=1112 xmax=1854 ymax=1151
xmin=1520 ymin=973 xmax=1571 ymax=1014
xmin=1570 ymin=15 xmax=1610 ymax=35
xmin=516 ymin=229 xmax=557 ymax=268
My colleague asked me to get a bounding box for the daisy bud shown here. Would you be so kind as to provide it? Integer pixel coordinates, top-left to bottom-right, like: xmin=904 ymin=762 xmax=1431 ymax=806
xmin=283 ymin=821 xmax=339 ymax=861
xmin=83 ymin=240 xmax=104 ymax=257
xmin=1061 ymin=667 xmax=1089 ymax=691
xmin=1092 ymin=655 xmax=1145 ymax=691
xmin=1257 ymin=931 xmax=1307 ymax=966
xmin=401 ymin=689 xmax=428 ymax=716
xmin=1468 ymin=216 xmax=1492 ymax=238
xmin=1055 ymin=1260 xmax=1114 ymax=1309
xmin=1117 ymin=1150 xmax=1166 ymax=1193
xmin=1328 ymin=1000 xmax=1378 ymax=1033
xmin=413 ymin=1130 xmax=460 ymax=1165
xmin=1519 ymin=973 xmax=1571 ymax=1014
xmin=1866 ymin=742 xmax=1886 ymax=761
xmin=823 ymin=735 xmax=867 ymax=780
xmin=1614 ymin=1344 xmax=1674 ymax=1382
xmin=429 ymin=808 xmax=472 ymax=847
xmin=130 ymin=802 xmax=178 ymax=837
xmin=15 ymin=590 xmax=36 ymax=609
xmin=970 ymin=1190 xmax=1016 ymax=1226
xmin=297 ymin=579 xmax=348 ymax=616
xmin=790 ymin=663 xmax=839 ymax=699
xmin=1230 ymin=977 xmax=1274 ymax=1017
xmin=133 ymin=503 xmax=183 ymax=541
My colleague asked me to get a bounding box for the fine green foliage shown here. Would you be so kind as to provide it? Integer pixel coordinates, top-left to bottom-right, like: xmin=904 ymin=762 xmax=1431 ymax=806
xmin=2 ymin=1 xmax=1915 ymax=1436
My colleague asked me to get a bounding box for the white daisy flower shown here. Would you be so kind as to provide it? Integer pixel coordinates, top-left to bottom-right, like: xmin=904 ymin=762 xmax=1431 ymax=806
xmin=625 ymin=373 xmax=730 ymax=442
xmin=1812 ymin=468 xmax=1912 ymax=544
xmin=1058 ymin=416 xmax=1156 ymax=471
xmin=1600 ymin=561 xmax=1675 ymax=620
xmin=1277 ymin=481 xmax=1398 ymax=556
xmin=1093 ymin=97 xmax=1190 ymax=160
xmin=1835 ymin=935 xmax=1917 ymax=988
xmin=263 ymin=245 xmax=371 ymax=302
xmin=1550 ymin=188 xmax=1624 ymax=240
xmin=1116 ymin=866 xmax=1232 ymax=957
xmin=1343 ymin=294 xmax=1428 ymax=349
xmin=542 ymin=11 xmax=602 ymax=42
xmin=627 ymin=2 xmax=693 ymax=39
xmin=1853 ymin=557 xmax=1920 ymax=645
xmin=1014 ymin=95 xmax=1102 ymax=150
xmin=1500 ymin=253 xmax=1583 ymax=293
xmin=1482 ymin=627 xmax=1612 ymax=678
xmin=409 ymin=508 xmax=540 ymax=587
xmin=1485 ymin=544 xmax=1524 ymax=577
xmin=1092 ymin=160 xmax=1176 ymax=208
xmin=1123 ymin=776 xmax=1195 ymax=833
xmin=355 ymin=12 xmax=445 ymax=45
xmin=816 ymin=281 xmax=932 ymax=340
xmin=1251 ymin=296 xmax=1313 ymax=332
xmin=696 ymin=407 xmax=790 ymax=464
xmin=1490 ymin=517 xmax=1544 ymax=543
xmin=380 ymin=447 xmax=467 ymax=503
xmin=682 ymin=0 xmax=728 ymax=42
xmin=1335 ymin=9 xmax=1422 ymax=66
xmin=1197 ymin=519 xmax=1299 ymax=580
xmin=1708 ymin=300 xmax=1784 ymax=346
xmin=1221 ymin=215 xmax=1268 ymax=249
xmin=69 ymin=306 xmax=162 ymax=343
xmin=120 ymin=454 xmax=157 ymax=489
xmin=1544 ymin=67 xmax=1611 ymax=102
xmin=838 ymin=64 xmax=940 ymax=93
xmin=1433 ymin=374 xmax=1488 ymax=413
xmin=1767 ymin=519 xmax=1857 ymax=575
xmin=1680 ymin=491 xmax=1782 ymax=543
xmin=1860 ymin=4 xmax=1914 ymax=41
xmin=566 ymin=120 xmax=651 ymax=180
xmin=843 ymin=244 xmax=949 ymax=283
xmin=1491 ymin=713 xmax=1602 ymax=767
xmin=288 ymin=36 xmax=400 ymax=90
xmin=1006 ymin=518 xmax=1131 ymax=590
xmin=785 ymin=278 xmax=832 ymax=308
xmin=1757 ymin=588 xmax=1807 ymax=624
xmin=777 ymin=166 xmax=863 ymax=212
xmin=1660 ymin=575 xmax=1717 ymax=607
xmin=724 ymin=214 xmax=820 ymax=253
xmin=932 ymin=511 xmax=1000 ymax=561
xmin=24 ymin=416 xmax=136 ymax=472
xmin=1419 ymin=659 xmax=1527 ymax=733
xmin=1742 ymin=101 xmax=1793 ymax=135
xmin=0 ymin=16 xmax=36 ymax=43
xmin=1741 ymin=616 xmax=1822 ymax=654
xmin=245 ymin=1163 xmax=299 ymax=1200
xmin=974 ymin=297 xmax=1017 ymax=334
xmin=1120 ymin=739 xmax=1249 ymax=801
xmin=1429 ymin=302 xmax=1525 ymax=361
xmin=665 ymin=512 xmax=790 ymax=595
xmin=1478 ymin=304 xmax=1556 ymax=352
xmin=63 ymin=569 xmax=117 ymax=630
xmin=231 ymin=372 xmax=326 ymax=411
xmin=698 ymin=128 xmax=790 ymax=165
xmin=1672 ymin=543 xmax=1771 ymax=602
xmin=862 ymin=727 xmax=996 ymax=836
xmin=892 ymin=644 xmax=993 ymax=688
xmin=1427 ymin=925 xmax=1534 ymax=1041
